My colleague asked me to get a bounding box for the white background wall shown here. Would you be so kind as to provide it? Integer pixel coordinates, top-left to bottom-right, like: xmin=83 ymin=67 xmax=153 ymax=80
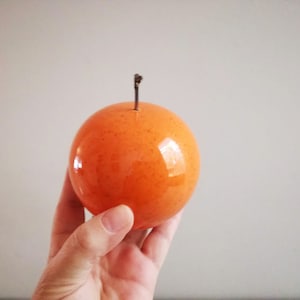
xmin=1 ymin=1 xmax=300 ymax=299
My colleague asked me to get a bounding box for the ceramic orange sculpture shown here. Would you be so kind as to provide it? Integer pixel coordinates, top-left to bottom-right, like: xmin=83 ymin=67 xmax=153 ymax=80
xmin=69 ymin=74 xmax=200 ymax=229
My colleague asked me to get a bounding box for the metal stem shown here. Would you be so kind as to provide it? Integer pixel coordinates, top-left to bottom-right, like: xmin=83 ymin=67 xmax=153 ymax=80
xmin=134 ymin=74 xmax=143 ymax=110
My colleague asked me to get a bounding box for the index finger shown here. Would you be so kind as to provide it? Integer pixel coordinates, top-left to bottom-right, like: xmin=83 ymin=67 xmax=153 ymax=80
xmin=48 ymin=171 xmax=85 ymax=260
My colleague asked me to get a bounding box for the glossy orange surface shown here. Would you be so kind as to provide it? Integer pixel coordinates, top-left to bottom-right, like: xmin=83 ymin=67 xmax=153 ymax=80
xmin=69 ymin=102 xmax=200 ymax=229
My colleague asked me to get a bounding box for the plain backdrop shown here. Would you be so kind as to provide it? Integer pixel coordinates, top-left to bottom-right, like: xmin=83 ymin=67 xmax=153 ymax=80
xmin=1 ymin=1 xmax=300 ymax=299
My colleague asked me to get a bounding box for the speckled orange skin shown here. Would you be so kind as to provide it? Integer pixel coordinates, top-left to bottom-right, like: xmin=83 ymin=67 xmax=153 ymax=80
xmin=69 ymin=102 xmax=200 ymax=229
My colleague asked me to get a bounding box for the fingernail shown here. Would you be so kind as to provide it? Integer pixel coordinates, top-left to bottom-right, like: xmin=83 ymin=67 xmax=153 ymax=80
xmin=101 ymin=205 xmax=133 ymax=233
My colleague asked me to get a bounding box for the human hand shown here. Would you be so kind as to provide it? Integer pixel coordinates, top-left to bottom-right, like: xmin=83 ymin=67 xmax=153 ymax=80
xmin=32 ymin=173 xmax=182 ymax=300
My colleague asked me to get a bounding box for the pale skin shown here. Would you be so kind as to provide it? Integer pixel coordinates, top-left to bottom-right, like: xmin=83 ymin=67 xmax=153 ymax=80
xmin=32 ymin=173 xmax=182 ymax=300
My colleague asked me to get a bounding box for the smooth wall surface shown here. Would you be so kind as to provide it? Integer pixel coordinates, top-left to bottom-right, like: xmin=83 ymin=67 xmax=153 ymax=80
xmin=1 ymin=1 xmax=300 ymax=298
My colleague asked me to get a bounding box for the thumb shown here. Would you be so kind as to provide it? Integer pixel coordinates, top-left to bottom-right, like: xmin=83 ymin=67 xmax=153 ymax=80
xmin=49 ymin=205 xmax=134 ymax=282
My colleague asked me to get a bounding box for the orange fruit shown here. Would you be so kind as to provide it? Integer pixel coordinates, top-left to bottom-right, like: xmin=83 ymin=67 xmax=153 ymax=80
xmin=68 ymin=101 xmax=200 ymax=229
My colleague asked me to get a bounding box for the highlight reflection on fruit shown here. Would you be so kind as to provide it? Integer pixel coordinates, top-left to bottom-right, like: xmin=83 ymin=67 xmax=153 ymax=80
xmin=68 ymin=74 xmax=200 ymax=229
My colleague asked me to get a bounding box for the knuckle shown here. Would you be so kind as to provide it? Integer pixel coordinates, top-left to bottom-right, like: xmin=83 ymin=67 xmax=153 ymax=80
xmin=73 ymin=225 xmax=96 ymax=253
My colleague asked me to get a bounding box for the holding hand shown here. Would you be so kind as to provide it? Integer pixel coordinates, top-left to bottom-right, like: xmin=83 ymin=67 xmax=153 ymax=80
xmin=32 ymin=173 xmax=182 ymax=300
